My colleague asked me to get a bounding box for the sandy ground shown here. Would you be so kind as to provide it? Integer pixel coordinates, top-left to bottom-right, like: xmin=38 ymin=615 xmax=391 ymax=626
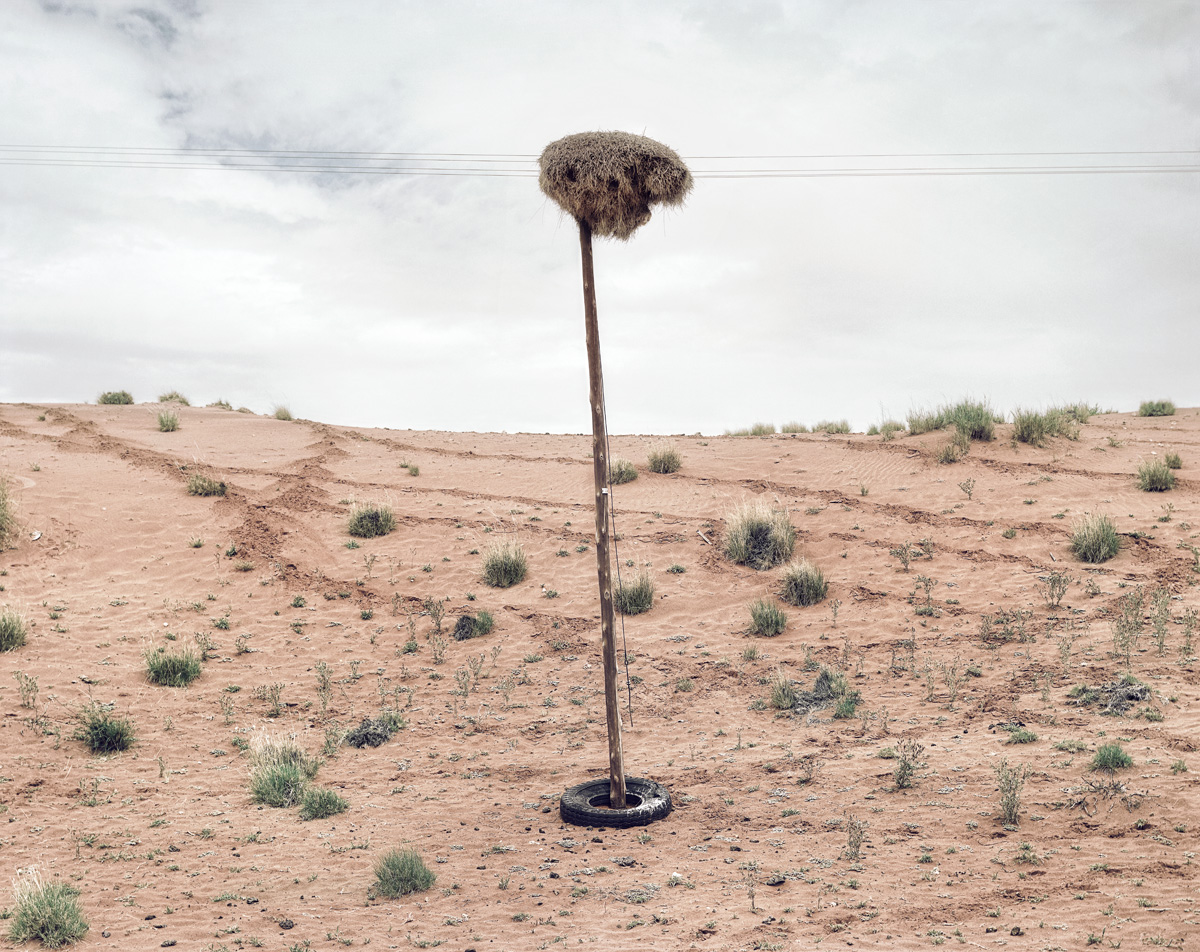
xmin=0 ymin=401 xmax=1197 ymax=952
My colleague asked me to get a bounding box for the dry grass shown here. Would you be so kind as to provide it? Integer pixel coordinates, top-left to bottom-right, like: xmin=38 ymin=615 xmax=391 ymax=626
xmin=723 ymin=502 xmax=796 ymax=570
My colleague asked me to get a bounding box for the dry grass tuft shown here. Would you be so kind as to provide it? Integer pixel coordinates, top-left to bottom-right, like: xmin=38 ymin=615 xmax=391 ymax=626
xmin=724 ymin=502 xmax=795 ymax=570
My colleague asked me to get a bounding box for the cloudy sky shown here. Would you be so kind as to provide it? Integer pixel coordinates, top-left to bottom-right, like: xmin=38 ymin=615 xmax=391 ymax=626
xmin=2 ymin=1 xmax=1197 ymax=434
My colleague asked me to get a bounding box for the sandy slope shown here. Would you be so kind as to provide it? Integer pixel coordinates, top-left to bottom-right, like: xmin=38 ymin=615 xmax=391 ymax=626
xmin=0 ymin=401 xmax=1197 ymax=951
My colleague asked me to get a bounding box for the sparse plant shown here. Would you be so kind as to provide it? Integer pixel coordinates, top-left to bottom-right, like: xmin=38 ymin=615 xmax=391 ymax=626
xmin=814 ymin=419 xmax=851 ymax=434
xmin=247 ymin=732 xmax=319 ymax=808
xmin=75 ymin=702 xmax=135 ymax=754
xmin=144 ymin=646 xmax=203 ymax=687
xmin=187 ymin=473 xmax=226 ymax=497
xmin=299 ymin=786 xmax=348 ymax=821
xmin=1070 ymin=513 xmax=1120 ymax=563
xmin=13 ymin=670 xmax=38 ymax=707
xmin=647 ymin=443 xmax=682 ymax=474
xmin=958 ymin=478 xmax=975 ymax=500
xmin=1138 ymin=400 xmax=1175 ymax=417
xmin=748 ymin=598 xmax=786 ymax=636
xmin=1038 ymin=570 xmax=1073 ymax=608
xmin=893 ymin=739 xmax=923 ymax=789
xmin=371 ymin=848 xmax=436 ymax=899
xmin=482 ymin=540 xmax=527 ymax=588
xmin=1164 ymin=451 xmax=1182 ymax=469
xmin=724 ymin=502 xmax=796 ymax=570
xmin=769 ymin=670 xmax=797 ymax=710
xmin=6 ymin=867 xmax=89 ymax=948
xmin=0 ymin=607 xmax=29 ymax=651
xmin=348 ymin=502 xmax=396 ymax=539
xmin=156 ymin=410 xmax=179 ymax=432
xmin=0 ymin=478 xmax=18 ymax=550
xmin=158 ymin=390 xmax=189 ymax=405
xmin=781 ymin=421 xmax=808 ymax=433
xmin=608 ymin=459 xmax=638 ymax=484
xmin=615 ymin=571 xmax=654 ymax=615
xmin=1137 ymin=458 xmax=1175 ymax=492
xmin=844 ymin=815 xmax=868 ymax=860
xmin=779 ymin=559 xmax=827 ymax=606
xmin=273 ymin=405 xmax=294 ymax=421
xmin=1091 ymin=742 xmax=1133 ymax=774
xmin=98 ymin=390 xmax=133 ymax=404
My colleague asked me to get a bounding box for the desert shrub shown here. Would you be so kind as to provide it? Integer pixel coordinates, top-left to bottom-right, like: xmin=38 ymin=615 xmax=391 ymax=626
xmin=995 ymin=758 xmax=1028 ymax=826
xmin=906 ymin=407 xmax=947 ymax=436
xmin=780 ymin=421 xmax=808 ymax=433
xmin=1164 ymin=452 xmax=1182 ymax=469
xmin=144 ymin=646 xmax=203 ymax=687
xmin=769 ymin=670 xmax=797 ymax=710
xmin=98 ymin=390 xmax=133 ymax=405
xmin=207 ymin=399 xmax=233 ymax=410
xmin=741 ymin=422 xmax=775 ymax=435
xmin=647 ymin=443 xmax=682 ymax=474
xmin=866 ymin=424 xmax=879 ymax=436
xmin=1137 ymin=459 xmax=1175 ymax=492
xmin=748 ymin=598 xmax=787 ymax=636
xmin=75 ymin=703 xmax=135 ymax=754
xmin=723 ymin=502 xmax=796 ymax=570
xmin=372 ymin=848 xmax=436 ymax=899
xmin=157 ymin=410 xmax=179 ymax=432
xmin=0 ymin=607 xmax=28 ymax=652
xmin=1138 ymin=400 xmax=1175 ymax=417
xmin=474 ymin=609 xmax=495 ymax=635
xmin=0 ymin=477 xmax=16 ymax=549
xmin=1013 ymin=407 xmax=1080 ymax=445
xmin=481 ymin=541 xmax=527 ymax=588
xmin=608 ymin=459 xmax=638 ymax=484
xmin=779 ymin=559 xmax=827 ymax=606
xmin=6 ymin=868 xmax=89 ymax=948
xmin=186 ymin=473 xmax=226 ymax=497
xmin=1091 ymin=742 xmax=1133 ymax=773
xmin=299 ymin=786 xmax=348 ymax=821
xmin=344 ymin=712 xmax=406 ymax=749
xmin=945 ymin=400 xmax=996 ymax=441
xmin=879 ymin=421 xmax=905 ymax=441
xmin=1070 ymin=514 xmax=1120 ymax=564
xmin=273 ymin=405 xmax=294 ymax=421
xmin=158 ymin=391 xmax=189 ymax=405
xmin=452 ymin=615 xmax=478 ymax=641
xmin=248 ymin=732 xmax=319 ymax=807
xmin=814 ymin=419 xmax=850 ymax=434
xmin=348 ymin=502 xmax=396 ymax=539
xmin=615 ymin=571 xmax=654 ymax=615
xmin=1056 ymin=402 xmax=1098 ymax=424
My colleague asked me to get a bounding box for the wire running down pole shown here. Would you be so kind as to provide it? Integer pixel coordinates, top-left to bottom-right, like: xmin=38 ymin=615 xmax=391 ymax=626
xmin=578 ymin=218 xmax=627 ymax=811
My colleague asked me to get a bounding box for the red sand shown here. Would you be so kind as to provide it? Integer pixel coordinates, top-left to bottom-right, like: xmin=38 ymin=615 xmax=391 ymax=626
xmin=0 ymin=402 xmax=1197 ymax=950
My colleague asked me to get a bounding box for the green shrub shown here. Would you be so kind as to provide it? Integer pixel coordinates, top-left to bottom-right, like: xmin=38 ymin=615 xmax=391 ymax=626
xmin=1091 ymin=742 xmax=1133 ymax=773
xmin=0 ymin=607 xmax=27 ymax=652
xmin=814 ymin=419 xmax=850 ymax=434
xmin=866 ymin=424 xmax=879 ymax=436
xmin=945 ymin=400 xmax=996 ymax=441
xmin=906 ymin=407 xmax=947 ymax=436
xmin=1012 ymin=407 xmax=1079 ymax=445
xmin=6 ymin=868 xmax=89 ymax=948
xmin=75 ymin=702 xmax=135 ymax=753
xmin=1138 ymin=400 xmax=1175 ymax=417
xmin=372 ymin=848 xmax=436 ymax=899
xmin=187 ymin=473 xmax=226 ymax=497
xmin=723 ymin=502 xmax=796 ymax=570
xmin=481 ymin=541 xmax=527 ymax=588
xmin=1164 ymin=452 xmax=1182 ymax=469
xmin=1056 ymin=402 xmax=1098 ymax=424
xmin=348 ymin=502 xmax=396 ymax=539
xmin=615 ymin=571 xmax=654 ymax=615
xmin=157 ymin=410 xmax=179 ymax=432
xmin=273 ymin=405 xmax=294 ymax=421
xmin=248 ymin=732 xmax=319 ymax=807
xmin=144 ymin=646 xmax=203 ymax=687
xmin=748 ymin=598 xmax=786 ymax=636
xmin=647 ymin=443 xmax=682 ymax=474
xmin=1137 ymin=459 xmax=1175 ymax=492
xmin=207 ymin=399 xmax=233 ymax=410
xmin=474 ymin=609 xmax=495 ymax=635
xmin=97 ymin=390 xmax=133 ymax=405
xmin=779 ymin=559 xmax=827 ymax=606
xmin=158 ymin=391 xmax=190 ymax=405
xmin=1070 ymin=514 xmax=1120 ymax=564
xmin=780 ymin=421 xmax=808 ymax=434
xmin=0 ymin=477 xmax=16 ymax=549
xmin=299 ymin=786 xmax=348 ymax=821
xmin=879 ymin=421 xmax=905 ymax=441
xmin=608 ymin=459 xmax=638 ymax=485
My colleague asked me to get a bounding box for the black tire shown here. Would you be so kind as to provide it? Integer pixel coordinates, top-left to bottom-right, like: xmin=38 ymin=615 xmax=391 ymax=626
xmin=559 ymin=777 xmax=672 ymax=828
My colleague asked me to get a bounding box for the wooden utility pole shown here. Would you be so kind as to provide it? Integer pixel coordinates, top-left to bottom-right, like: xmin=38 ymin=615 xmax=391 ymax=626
xmin=578 ymin=218 xmax=627 ymax=810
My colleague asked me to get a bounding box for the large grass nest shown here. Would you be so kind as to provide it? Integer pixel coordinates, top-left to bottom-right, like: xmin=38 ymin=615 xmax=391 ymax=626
xmin=539 ymin=131 xmax=692 ymax=240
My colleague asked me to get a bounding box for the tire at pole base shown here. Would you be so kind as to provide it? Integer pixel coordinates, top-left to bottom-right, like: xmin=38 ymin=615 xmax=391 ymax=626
xmin=559 ymin=777 xmax=672 ymax=828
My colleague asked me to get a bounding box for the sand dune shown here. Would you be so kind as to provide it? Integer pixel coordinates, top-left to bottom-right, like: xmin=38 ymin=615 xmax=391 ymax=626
xmin=0 ymin=401 xmax=1197 ymax=950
